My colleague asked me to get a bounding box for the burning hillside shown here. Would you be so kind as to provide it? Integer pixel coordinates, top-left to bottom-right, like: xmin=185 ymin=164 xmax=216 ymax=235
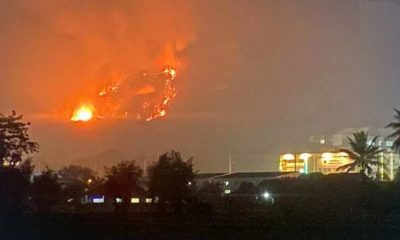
xmin=70 ymin=66 xmax=178 ymax=122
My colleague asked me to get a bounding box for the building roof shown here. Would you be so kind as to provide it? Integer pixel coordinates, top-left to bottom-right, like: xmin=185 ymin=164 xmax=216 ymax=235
xmin=195 ymin=173 xmax=226 ymax=179
xmin=324 ymin=172 xmax=362 ymax=181
xmin=214 ymin=172 xmax=292 ymax=179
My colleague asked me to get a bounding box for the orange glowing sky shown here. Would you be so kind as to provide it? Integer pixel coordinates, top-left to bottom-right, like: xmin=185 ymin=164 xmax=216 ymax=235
xmin=1 ymin=0 xmax=400 ymax=173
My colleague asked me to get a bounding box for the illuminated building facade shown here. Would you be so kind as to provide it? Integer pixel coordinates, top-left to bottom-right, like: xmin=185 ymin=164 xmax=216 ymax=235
xmin=280 ymin=152 xmax=356 ymax=175
xmin=279 ymin=151 xmax=399 ymax=180
xmin=280 ymin=128 xmax=400 ymax=180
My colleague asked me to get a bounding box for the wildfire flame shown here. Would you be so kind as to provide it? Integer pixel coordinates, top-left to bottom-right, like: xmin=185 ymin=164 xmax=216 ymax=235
xmin=71 ymin=104 xmax=94 ymax=122
xmin=98 ymin=82 xmax=120 ymax=97
xmin=69 ymin=66 xmax=177 ymax=123
xmin=146 ymin=67 xmax=177 ymax=121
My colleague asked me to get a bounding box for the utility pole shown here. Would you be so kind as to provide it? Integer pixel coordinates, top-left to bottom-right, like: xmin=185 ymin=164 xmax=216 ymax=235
xmin=228 ymin=149 xmax=232 ymax=174
xmin=143 ymin=157 xmax=148 ymax=177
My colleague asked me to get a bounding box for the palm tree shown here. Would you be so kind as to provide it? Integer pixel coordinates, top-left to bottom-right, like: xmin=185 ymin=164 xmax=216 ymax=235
xmin=337 ymin=131 xmax=383 ymax=181
xmin=386 ymin=108 xmax=400 ymax=154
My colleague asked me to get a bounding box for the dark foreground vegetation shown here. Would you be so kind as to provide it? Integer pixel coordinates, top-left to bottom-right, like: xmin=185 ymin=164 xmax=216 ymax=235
xmin=3 ymin=188 xmax=400 ymax=240
xmin=3 ymin=110 xmax=400 ymax=239
xmin=3 ymin=175 xmax=400 ymax=240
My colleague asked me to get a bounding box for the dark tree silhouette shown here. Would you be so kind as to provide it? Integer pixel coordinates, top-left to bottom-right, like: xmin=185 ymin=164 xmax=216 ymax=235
xmin=196 ymin=181 xmax=222 ymax=203
xmin=386 ymin=108 xmax=400 ymax=154
xmin=237 ymin=182 xmax=257 ymax=194
xmin=31 ymin=167 xmax=61 ymax=212
xmin=104 ymin=161 xmax=143 ymax=212
xmin=0 ymin=112 xmax=37 ymax=214
xmin=148 ymin=151 xmax=194 ymax=213
xmin=59 ymin=165 xmax=97 ymax=206
xmin=0 ymin=159 xmax=33 ymax=213
xmin=0 ymin=111 xmax=39 ymax=167
xmin=337 ymin=131 xmax=383 ymax=181
xmin=85 ymin=177 xmax=106 ymax=196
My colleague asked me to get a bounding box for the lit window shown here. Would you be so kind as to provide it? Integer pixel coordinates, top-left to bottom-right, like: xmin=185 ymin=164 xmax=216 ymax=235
xmin=300 ymin=153 xmax=311 ymax=160
xmin=338 ymin=152 xmax=348 ymax=157
xmin=145 ymin=198 xmax=152 ymax=203
xmin=93 ymin=196 xmax=105 ymax=203
xmin=320 ymin=139 xmax=325 ymax=145
xmin=131 ymin=198 xmax=140 ymax=204
xmin=116 ymin=198 xmax=123 ymax=203
xmin=224 ymin=189 xmax=231 ymax=194
xmin=322 ymin=152 xmax=333 ymax=162
xmin=282 ymin=154 xmax=295 ymax=160
xmin=299 ymin=168 xmax=305 ymax=174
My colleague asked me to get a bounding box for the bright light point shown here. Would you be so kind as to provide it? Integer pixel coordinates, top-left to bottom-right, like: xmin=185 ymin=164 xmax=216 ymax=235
xmin=92 ymin=195 xmax=105 ymax=203
xmin=299 ymin=168 xmax=305 ymax=174
xmin=169 ymin=69 xmax=176 ymax=77
xmin=300 ymin=153 xmax=311 ymax=160
xmin=322 ymin=152 xmax=333 ymax=161
xmin=71 ymin=104 xmax=94 ymax=122
xmin=282 ymin=154 xmax=295 ymax=160
xmin=263 ymin=192 xmax=271 ymax=199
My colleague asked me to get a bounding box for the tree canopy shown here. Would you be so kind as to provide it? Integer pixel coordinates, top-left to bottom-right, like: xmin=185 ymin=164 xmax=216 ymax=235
xmin=386 ymin=108 xmax=400 ymax=154
xmin=31 ymin=168 xmax=61 ymax=212
xmin=337 ymin=131 xmax=383 ymax=180
xmin=59 ymin=165 xmax=97 ymax=204
xmin=148 ymin=151 xmax=194 ymax=212
xmin=0 ymin=111 xmax=39 ymax=167
xmin=105 ymin=161 xmax=143 ymax=209
xmin=0 ymin=159 xmax=34 ymax=213
xmin=59 ymin=165 xmax=96 ymax=186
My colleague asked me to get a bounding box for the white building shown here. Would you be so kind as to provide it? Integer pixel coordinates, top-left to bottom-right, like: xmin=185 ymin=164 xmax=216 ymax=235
xmin=281 ymin=127 xmax=400 ymax=180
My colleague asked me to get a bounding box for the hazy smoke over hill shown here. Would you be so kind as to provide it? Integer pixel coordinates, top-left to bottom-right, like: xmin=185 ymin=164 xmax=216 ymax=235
xmin=0 ymin=0 xmax=196 ymax=118
xmin=1 ymin=1 xmax=399 ymax=173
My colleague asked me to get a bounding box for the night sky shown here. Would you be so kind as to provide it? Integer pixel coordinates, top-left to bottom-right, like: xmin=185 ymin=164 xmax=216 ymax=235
xmin=0 ymin=0 xmax=399 ymax=173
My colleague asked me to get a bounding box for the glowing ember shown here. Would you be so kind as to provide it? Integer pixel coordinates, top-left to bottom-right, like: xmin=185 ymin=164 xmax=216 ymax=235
xmin=99 ymin=82 xmax=120 ymax=97
xmin=146 ymin=67 xmax=177 ymax=121
xmin=71 ymin=104 xmax=94 ymax=122
xmin=69 ymin=66 xmax=177 ymax=123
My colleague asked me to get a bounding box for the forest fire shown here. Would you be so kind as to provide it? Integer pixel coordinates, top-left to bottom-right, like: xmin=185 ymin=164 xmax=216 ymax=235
xmin=70 ymin=104 xmax=94 ymax=122
xmin=146 ymin=66 xmax=177 ymax=121
xmin=69 ymin=66 xmax=177 ymax=123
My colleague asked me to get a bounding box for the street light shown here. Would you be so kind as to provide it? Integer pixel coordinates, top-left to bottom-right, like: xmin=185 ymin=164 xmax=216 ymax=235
xmin=262 ymin=192 xmax=271 ymax=199
xmin=262 ymin=191 xmax=274 ymax=204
